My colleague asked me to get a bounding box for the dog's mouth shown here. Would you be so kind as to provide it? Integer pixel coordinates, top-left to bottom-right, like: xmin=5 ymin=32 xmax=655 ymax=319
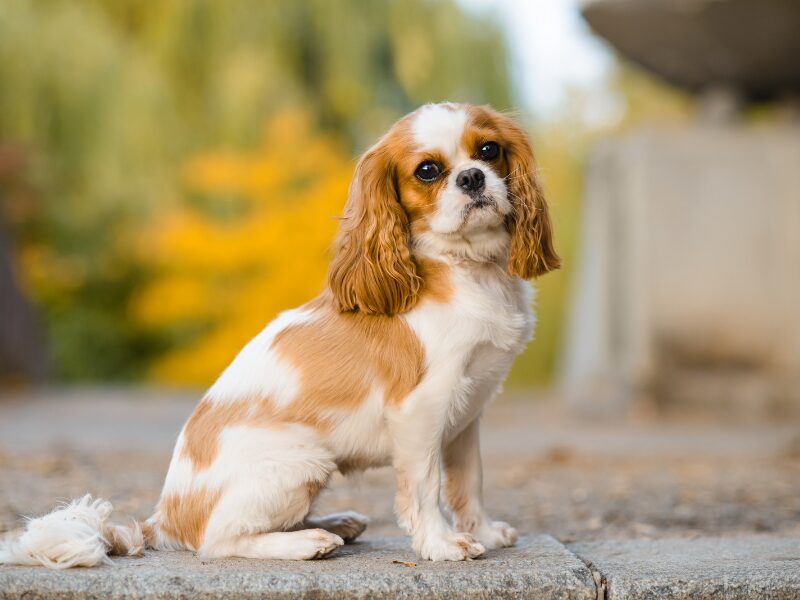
xmin=465 ymin=195 xmax=496 ymax=211
xmin=462 ymin=195 xmax=498 ymax=219
xmin=445 ymin=195 xmax=502 ymax=234
xmin=434 ymin=194 xmax=504 ymax=237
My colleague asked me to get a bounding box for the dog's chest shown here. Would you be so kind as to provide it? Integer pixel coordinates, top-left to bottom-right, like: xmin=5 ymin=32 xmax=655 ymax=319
xmin=407 ymin=265 xmax=535 ymax=427
xmin=417 ymin=264 xmax=533 ymax=353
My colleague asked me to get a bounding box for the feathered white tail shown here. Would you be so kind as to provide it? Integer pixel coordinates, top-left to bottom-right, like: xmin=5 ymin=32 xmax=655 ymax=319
xmin=0 ymin=495 xmax=145 ymax=569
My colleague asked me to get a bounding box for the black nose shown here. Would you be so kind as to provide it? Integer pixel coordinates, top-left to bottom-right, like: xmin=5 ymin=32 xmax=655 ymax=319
xmin=456 ymin=168 xmax=485 ymax=193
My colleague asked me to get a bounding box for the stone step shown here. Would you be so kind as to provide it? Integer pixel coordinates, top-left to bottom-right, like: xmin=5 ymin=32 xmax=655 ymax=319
xmin=0 ymin=535 xmax=595 ymax=600
xmin=3 ymin=535 xmax=800 ymax=599
xmin=570 ymin=535 xmax=800 ymax=600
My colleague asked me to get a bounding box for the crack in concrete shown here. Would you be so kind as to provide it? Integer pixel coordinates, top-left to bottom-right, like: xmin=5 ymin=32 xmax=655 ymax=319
xmin=563 ymin=544 xmax=608 ymax=600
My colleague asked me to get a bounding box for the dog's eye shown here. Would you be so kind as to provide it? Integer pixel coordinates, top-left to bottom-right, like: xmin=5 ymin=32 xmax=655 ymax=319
xmin=414 ymin=161 xmax=442 ymax=182
xmin=478 ymin=142 xmax=500 ymax=161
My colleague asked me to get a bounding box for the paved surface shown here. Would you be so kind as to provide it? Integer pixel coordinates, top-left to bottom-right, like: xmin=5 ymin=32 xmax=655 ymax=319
xmin=1 ymin=388 xmax=799 ymax=598
xmin=1 ymin=535 xmax=596 ymax=600
xmin=570 ymin=536 xmax=800 ymax=600
xmin=2 ymin=535 xmax=800 ymax=599
xmin=2 ymin=388 xmax=799 ymax=542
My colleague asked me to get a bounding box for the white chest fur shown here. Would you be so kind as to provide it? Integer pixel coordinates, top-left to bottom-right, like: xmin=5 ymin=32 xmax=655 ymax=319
xmin=403 ymin=262 xmax=535 ymax=441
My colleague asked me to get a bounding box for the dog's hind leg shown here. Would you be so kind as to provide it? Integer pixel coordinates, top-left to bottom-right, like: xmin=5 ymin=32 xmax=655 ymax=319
xmin=189 ymin=425 xmax=340 ymax=560
xmin=198 ymin=473 xmax=344 ymax=560
xmin=202 ymin=528 xmax=343 ymax=560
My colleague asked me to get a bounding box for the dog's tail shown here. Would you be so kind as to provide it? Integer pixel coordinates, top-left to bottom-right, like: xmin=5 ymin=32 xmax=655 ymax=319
xmin=0 ymin=495 xmax=155 ymax=569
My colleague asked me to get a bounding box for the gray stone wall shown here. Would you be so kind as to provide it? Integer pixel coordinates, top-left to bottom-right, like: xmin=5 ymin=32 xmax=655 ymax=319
xmin=562 ymin=124 xmax=800 ymax=414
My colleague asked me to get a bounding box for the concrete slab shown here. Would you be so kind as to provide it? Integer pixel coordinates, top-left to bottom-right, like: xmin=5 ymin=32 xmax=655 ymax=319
xmin=569 ymin=535 xmax=800 ymax=600
xmin=0 ymin=535 xmax=596 ymax=600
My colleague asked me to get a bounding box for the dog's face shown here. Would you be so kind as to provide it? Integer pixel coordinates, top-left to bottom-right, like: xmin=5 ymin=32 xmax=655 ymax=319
xmin=394 ymin=104 xmax=513 ymax=238
xmin=329 ymin=103 xmax=560 ymax=316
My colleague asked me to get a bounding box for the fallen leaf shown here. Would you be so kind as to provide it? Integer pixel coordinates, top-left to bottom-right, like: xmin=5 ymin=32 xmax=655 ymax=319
xmin=392 ymin=560 xmax=417 ymax=567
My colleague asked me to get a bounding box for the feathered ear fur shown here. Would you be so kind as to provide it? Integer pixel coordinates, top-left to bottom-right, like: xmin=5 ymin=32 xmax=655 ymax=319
xmin=328 ymin=142 xmax=421 ymax=315
xmin=497 ymin=113 xmax=561 ymax=279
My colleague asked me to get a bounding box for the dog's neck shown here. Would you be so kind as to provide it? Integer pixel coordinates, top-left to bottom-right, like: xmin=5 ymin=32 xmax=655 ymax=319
xmin=411 ymin=226 xmax=510 ymax=270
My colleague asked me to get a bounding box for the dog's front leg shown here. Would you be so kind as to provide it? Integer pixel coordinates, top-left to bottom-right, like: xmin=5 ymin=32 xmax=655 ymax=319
xmin=443 ymin=418 xmax=518 ymax=549
xmin=389 ymin=402 xmax=486 ymax=561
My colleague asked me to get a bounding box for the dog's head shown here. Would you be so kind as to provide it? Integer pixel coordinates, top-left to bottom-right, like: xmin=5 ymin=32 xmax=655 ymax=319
xmin=329 ymin=102 xmax=560 ymax=315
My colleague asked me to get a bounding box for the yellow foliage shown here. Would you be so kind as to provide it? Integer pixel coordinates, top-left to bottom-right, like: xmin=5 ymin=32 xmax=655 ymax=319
xmin=132 ymin=111 xmax=352 ymax=385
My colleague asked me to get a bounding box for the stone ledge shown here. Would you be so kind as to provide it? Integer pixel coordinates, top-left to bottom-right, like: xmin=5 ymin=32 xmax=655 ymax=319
xmin=4 ymin=535 xmax=799 ymax=599
xmin=0 ymin=535 xmax=596 ymax=600
xmin=569 ymin=535 xmax=800 ymax=600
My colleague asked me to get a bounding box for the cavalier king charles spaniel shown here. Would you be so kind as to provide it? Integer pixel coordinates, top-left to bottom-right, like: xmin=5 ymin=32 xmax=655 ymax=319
xmin=1 ymin=102 xmax=558 ymax=567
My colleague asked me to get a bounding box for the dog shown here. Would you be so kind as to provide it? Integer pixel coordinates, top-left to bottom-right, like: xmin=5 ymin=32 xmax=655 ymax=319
xmin=0 ymin=102 xmax=559 ymax=568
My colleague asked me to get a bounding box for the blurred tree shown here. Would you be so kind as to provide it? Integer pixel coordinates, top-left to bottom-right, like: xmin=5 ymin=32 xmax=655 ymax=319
xmin=86 ymin=0 xmax=512 ymax=147
xmin=131 ymin=111 xmax=351 ymax=384
xmin=0 ymin=144 xmax=48 ymax=383
xmin=0 ymin=0 xmax=175 ymax=379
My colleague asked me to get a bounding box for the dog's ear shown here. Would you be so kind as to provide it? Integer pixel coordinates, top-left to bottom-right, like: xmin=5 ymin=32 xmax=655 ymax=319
xmin=497 ymin=113 xmax=560 ymax=279
xmin=328 ymin=143 xmax=421 ymax=315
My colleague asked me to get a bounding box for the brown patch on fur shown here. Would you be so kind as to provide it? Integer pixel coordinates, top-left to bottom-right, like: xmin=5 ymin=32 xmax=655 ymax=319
xmin=183 ymin=291 xmax=417 ymax=472
xmin=443 ymin=422 xmax=479 ymax=523
xmin=181 ymin=395 xmax=326 ymax=471
xmin=394 ymin=145 xmax=450 ymax=226
xmin=417 ymin=258 xmax=452 ymax=304
xmin=394 ymin=469 xmax=417 ymax=531
xmin=103 ymin=523 xmax=145 ymax=556
xmin=303 ymin=479 xmax=325 ymax=499
xmin=140 ymin=521 xmax=156 ymax=548
xmin=336 ymin=454 xmax=390 ymax=475
xmin=103 ymin=528 xmax=129 ymax=556
xmin=157 ymin=487 xmax=221 ymax=551
xmin=272 ymin=298 xmax=424 ymax=417
xmin=465 ymin=105 xmax=560 ymax=278
xmin=328 ymin=120 xmax=422 ymax=316
xmin=328 ymin=114 xmax=457 ymax=316
xmin=181 ymin=399 xmax=249 ymax=470
xmin=443 ymin=462 xmax=471 ymax=516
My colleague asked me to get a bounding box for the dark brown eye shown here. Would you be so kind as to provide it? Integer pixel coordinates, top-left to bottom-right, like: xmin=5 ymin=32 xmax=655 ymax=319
xmin=478 ymin=141 xmax=500 ymax=161
xmin=414 ymin=161 xmax=442 ymax=182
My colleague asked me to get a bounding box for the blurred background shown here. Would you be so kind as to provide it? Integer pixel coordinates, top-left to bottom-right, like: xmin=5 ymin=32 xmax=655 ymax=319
xmin=2 ymin=0 xmax=800 ymax=421
xmin=1 ymin=0 xmax=799 ymax=543
xmin=0 ymin=0 xmax=696 ymax=391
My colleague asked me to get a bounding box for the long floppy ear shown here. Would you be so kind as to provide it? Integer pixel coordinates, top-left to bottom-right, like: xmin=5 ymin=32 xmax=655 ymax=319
xmin=328 ymin=143 xmax=421 ymax=315
xmin=499 ymin=115 xmax=561 ymax=279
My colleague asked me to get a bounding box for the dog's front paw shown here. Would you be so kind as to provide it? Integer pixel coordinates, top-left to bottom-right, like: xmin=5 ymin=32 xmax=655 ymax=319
xmin=415 ymin=532 xmax=486 ymax=561
xmin=475 ymin=521 xmax=518 ymax=549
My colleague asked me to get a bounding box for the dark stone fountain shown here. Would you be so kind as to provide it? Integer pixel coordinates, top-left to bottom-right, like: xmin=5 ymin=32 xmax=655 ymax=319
xmin=582 ymin=0 xmax=800 ymax=102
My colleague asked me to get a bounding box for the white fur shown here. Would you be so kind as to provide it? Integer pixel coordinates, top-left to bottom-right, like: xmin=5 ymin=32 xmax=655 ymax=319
xmin=205 ymin=308 xmax=312 ymax=406
xmin=0 ymin=495 xmax=140 ymax=569
xmin=411 ymin=103 xmax=468 ymax=157
xmin=323 ymin=386 xmax=394 ymax=472
xmin=386 ymin=262 xmax=533 ymax=559
xmin=198 ymin=425 xmax=336 ymax=554
xmin=5 ymin=103 xmax=538 ymax=566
